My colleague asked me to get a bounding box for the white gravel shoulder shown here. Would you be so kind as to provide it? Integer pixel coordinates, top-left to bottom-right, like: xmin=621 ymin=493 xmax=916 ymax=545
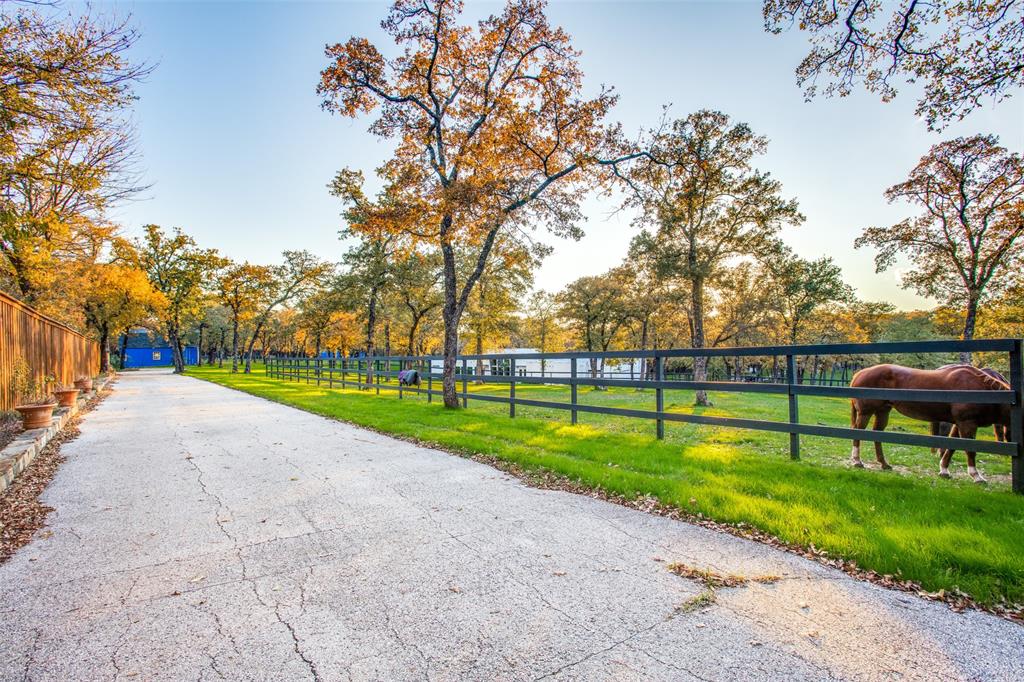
xmin=1 ymin=368 xmax=1021 ymax=681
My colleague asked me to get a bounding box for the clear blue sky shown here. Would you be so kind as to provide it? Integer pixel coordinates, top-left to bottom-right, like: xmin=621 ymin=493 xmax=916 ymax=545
xmin=98 ymin=0 xmax=1023 ymax=310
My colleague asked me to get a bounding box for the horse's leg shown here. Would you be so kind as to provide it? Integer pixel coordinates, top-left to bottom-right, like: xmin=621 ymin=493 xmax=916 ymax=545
xmin=872 ymin=409 xmax=892 ymax=470
xmin=939 ymin=424 xmax=958 ymax=479
xmin=929 ymin=421 xmax=940 ymax=454
xmin=850 ymin=402 xmax=871 ymax=468
xmin=955 ymin=421 xmax=986 ymax=484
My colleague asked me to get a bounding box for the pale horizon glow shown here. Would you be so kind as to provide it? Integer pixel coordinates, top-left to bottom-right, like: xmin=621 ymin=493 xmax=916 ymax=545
xmin=98 ymin=0 xmax=1023 ymax=311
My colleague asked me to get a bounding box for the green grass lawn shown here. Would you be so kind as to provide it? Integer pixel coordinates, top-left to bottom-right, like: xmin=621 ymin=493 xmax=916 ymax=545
xmin=188 ymin=363 xmax=1024 ymax=610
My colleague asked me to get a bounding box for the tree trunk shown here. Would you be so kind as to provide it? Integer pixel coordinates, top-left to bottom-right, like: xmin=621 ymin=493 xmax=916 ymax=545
xmin=168 ymin=325 xmax=185 ymax=374
xmin=197 ymin=324 xmax=205 ymax=367
xmin=99 ymin=324 xmax=111 ymax=374
xmin=691 ymin=276 xmax=710 ymax=406
xmin=475 ymin=330 xmax=484 ymax=383
xmin=441 ymin=297 xmax=460 ymax=408
xmin=960 ymin=295 xmax=980 ymax=364
xmin=231 ymin=318 xmax=239 ymax=373
xmin=218 ymin=330 xmax=225 ymax=368
xmin=119 ymin=328 xmax=130 ymax=370
xmin=438 ymin=217 xmax=500 ymax=408
xmin=242 ymin=318 xmax=268 ymax=374
xmin=365 ymin=289 xmax=378 ymax=389
xmin=441 ymin=224 xmax=461 ymax=408
xmin=638 ymin=318 xmax=649 ymax=390
xmin=407 ymin=314 xmax=420 ymax=356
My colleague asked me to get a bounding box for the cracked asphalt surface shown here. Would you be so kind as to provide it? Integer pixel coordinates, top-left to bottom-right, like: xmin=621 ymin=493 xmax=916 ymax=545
xmin=2 ymin=369 xmax=1022 ymax=681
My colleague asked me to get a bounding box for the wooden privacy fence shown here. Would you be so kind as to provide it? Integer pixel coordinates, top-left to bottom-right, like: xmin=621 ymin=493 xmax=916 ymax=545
xmin=266 ymin=338 xmax=1024 ymax=493
xmin=0 ymin=291 xmax=99 ymax=411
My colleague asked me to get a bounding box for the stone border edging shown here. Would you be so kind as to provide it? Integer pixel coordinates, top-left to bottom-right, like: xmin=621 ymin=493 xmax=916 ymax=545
xmin=0 ymin=375 xmax=113 ymax=493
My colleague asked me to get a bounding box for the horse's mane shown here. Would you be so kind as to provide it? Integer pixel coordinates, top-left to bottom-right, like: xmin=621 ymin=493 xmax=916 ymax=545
xmin=943 ymin=364 xmax=1011 ymax=390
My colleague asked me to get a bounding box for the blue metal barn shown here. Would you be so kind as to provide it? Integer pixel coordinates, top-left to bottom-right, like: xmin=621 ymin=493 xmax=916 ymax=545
xmin=123 ymin=345 xmax=198 ymax=368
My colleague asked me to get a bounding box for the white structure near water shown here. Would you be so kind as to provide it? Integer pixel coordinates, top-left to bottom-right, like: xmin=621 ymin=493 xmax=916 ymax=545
xmin=430 ymin=348 xmax=644 ymax=379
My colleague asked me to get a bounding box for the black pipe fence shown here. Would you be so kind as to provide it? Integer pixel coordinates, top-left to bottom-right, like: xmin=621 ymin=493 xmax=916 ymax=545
xmin=265 ymin=338 xmax=1024 ymax=493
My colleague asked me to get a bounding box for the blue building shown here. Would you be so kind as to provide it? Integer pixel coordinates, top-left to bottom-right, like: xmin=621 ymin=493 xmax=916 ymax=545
xmin=123 ymin=345 xmax=198 ymax=368
xmin=120 ymin=329 xmax=198 ymax=368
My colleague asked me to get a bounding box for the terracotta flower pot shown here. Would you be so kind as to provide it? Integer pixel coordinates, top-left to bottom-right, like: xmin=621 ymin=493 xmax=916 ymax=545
xmin=74 ymin=378 xmax=93 ymax=392
xmin=15 ymin=402 xmax=58 ymax=430
xmin=53 ymin=388 xmax=81 ymax=407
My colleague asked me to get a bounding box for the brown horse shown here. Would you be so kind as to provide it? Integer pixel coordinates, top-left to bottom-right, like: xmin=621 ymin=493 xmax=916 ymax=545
xmin=849 ymin=364 xmax=1011 ymax=483
xmin=930 ymin=366 xmax=1010 ymax=449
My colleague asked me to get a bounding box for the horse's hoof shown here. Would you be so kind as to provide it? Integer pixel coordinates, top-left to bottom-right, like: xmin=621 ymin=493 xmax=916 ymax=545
xmin=973 ymin=477 xmax=988 ymax=485
xmin=938 ymin=471 xmax=951 ymax=479
xmin=851 ymin=461 xmax=864 ymax=469
xmin=881 ymin=464 xmax=892 ymax=471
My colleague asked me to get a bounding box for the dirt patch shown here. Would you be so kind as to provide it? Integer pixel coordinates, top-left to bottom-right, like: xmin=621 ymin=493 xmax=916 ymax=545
xmin=0 ymin=385 xmax=111 ymax=564
xmin=667 ymin=562 xmax=780 ymax=612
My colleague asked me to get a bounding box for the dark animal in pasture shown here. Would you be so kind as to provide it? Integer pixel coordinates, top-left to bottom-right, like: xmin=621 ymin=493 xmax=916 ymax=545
xmin=398 ymin=369 xmax=421 ymax=387
xmin=849 ymin=364 xmax=1011 ymax=483
xmin=930 ymin=366 xmax=1010 ymax=449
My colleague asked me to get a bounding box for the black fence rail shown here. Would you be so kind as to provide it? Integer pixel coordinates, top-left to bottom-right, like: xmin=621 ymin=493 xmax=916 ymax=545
xmin=266 ymin=339 xmax=1024 ymax=493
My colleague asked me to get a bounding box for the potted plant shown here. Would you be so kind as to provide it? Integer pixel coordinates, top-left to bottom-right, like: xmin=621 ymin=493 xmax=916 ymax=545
xmin=10 ymin=358 xmax=57 ymax=430
xmin=52 ymin=380 xmax=81 ymax=408
xmin=74 ymin=375 xmax=93 ymax=392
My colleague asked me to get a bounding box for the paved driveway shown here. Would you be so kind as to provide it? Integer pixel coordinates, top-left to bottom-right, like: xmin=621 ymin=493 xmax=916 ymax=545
xmin=1 ymin=369 xmax=1021 ymax=680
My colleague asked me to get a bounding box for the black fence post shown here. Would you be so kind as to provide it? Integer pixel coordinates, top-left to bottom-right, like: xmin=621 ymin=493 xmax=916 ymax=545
xmin=510 ymin=357 xmax=516 ymax=418
xmin=461 ymin=358 xmax=468 ymax=408
xmin=787 ymin=353 xmax=800 ymax=460
xmin=1011 ymin=340 xmax=1023 ymax=494
xmin=375 ymin=358 xmax=380 ymax=395
xmin=398 ymin=357 xmax=403 ymax=399
xmin=570 ymin=357 xmax=578 ymax=425
xmin=655 ymin=354 xmax=665 ymax=440
xmin=427 ymin=359 xmax=433 ymax=403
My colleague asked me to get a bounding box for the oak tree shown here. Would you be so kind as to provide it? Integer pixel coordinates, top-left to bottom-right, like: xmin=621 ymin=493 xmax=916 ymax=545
xmin=319 ymin=0 xmax=634 ymax=407
xmin=856 ymin=134 xmax=1024 ymax=362
xmin=624 ymin=110 xmax=803 ymax=405
xmin=764 ymin=0 xmax=1024 ymax=129
xmin=217 ymin=262 xmax=275 ymax=372
xmin=763 ymin=244 xmax=853 ymax=344
xmin=137 ymin=225 xmax=223 ymax=373
xmin=1 ymin=3 xmax=148 ymax=315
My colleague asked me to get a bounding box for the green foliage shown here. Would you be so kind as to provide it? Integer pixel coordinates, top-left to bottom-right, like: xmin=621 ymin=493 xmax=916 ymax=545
xmin=10 ymin=357 xmax=55 ymax=405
